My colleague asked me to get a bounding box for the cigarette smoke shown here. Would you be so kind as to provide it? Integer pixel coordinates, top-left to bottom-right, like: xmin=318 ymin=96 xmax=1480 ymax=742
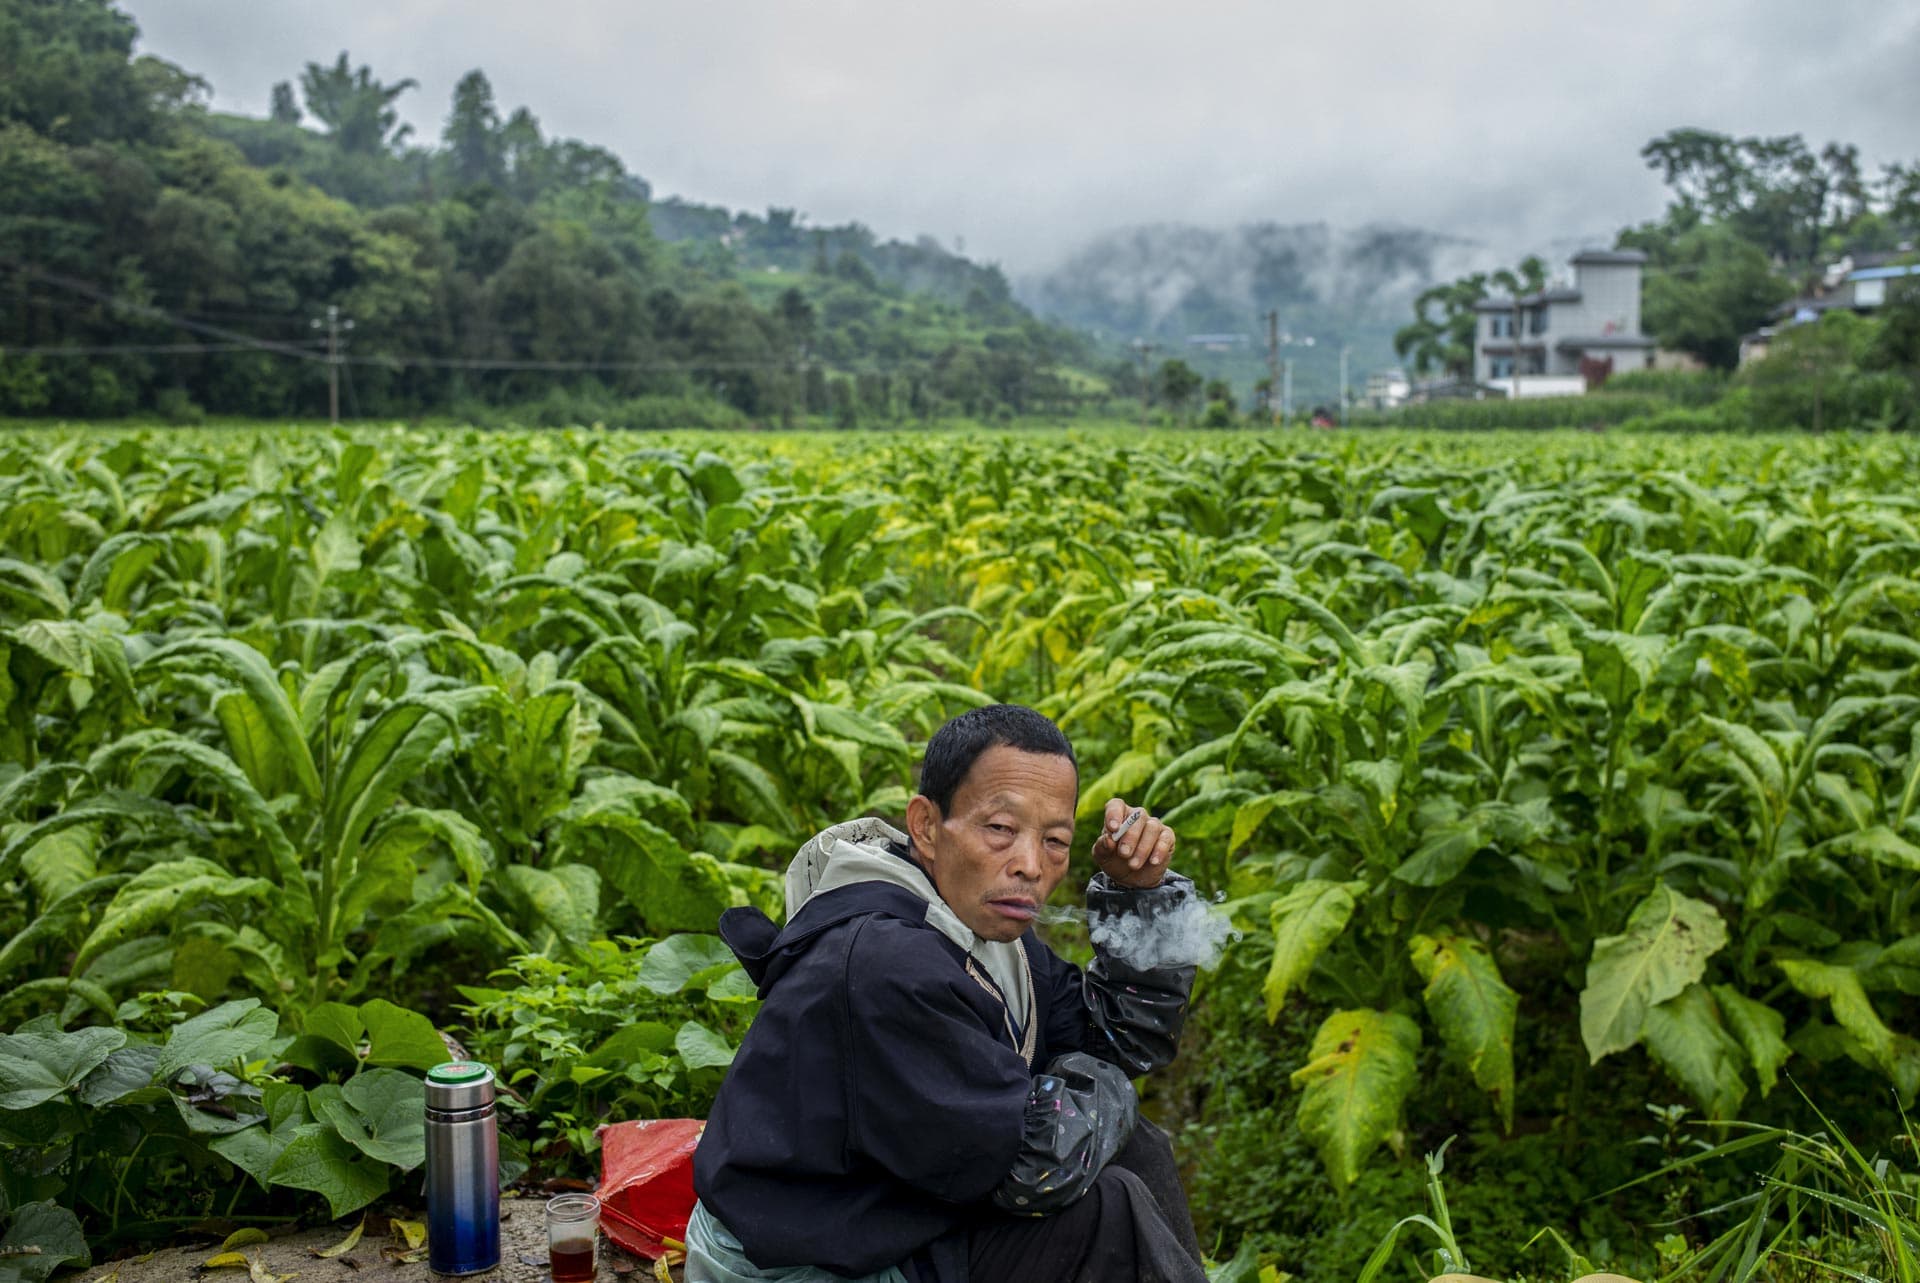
xmin=1040 ymin=892 xmax=1239 ymax=971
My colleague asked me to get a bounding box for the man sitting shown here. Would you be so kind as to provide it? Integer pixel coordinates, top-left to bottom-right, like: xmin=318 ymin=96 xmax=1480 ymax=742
xmin=688 ymin=704 xmax=1209 ymax=1283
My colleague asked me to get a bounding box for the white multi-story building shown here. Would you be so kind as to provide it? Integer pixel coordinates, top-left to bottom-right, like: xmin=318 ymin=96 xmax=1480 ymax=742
xmin=1473 ymin=249 xmax=1654 ymax=393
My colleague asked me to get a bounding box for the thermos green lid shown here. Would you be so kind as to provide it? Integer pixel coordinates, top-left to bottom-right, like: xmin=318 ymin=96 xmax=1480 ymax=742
xmin=426 ymin=1061 xmax=495 ymax=1110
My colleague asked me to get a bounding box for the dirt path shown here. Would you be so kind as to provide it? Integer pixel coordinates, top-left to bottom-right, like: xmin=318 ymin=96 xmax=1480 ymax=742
xmin=74 ymin=1202 xmax=681 ymax=1283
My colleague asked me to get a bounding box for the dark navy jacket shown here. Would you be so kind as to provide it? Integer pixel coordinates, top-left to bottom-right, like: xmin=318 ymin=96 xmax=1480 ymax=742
xmin=692 ymin=870 xmax=1193 ymax=1280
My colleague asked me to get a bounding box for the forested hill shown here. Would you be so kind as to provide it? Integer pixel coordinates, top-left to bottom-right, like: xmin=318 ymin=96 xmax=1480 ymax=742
xmin=1017 ymin=222 xmax=1482 ymax=403
xmin=0 ymin=0 xmax=1096 ymax=424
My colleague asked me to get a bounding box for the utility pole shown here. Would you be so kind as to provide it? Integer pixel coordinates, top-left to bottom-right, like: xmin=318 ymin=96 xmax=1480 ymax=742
xmin=1132 ymin=339 xmax=1156 ymax=427
xmin=1265 ymin=311 xmax=1281 ymax=426
xmin=311 ymin=304 xmax=353 ymax=425
xmin=1338 ymin=345 xmax=1350 ymax=428
xmin=1281 ymin=359 xmax=1292 ymax=424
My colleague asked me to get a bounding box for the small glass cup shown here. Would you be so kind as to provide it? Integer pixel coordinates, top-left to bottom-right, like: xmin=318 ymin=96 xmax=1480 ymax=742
xmin=545 ymin=1193 xmax=600 ymax=1283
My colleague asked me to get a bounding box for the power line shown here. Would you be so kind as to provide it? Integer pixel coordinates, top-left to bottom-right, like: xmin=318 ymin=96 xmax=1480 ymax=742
xmin=0 ymin=342 xmax=294 ymax=356
xmin=0 ymin=259 xmax=327 ymax=364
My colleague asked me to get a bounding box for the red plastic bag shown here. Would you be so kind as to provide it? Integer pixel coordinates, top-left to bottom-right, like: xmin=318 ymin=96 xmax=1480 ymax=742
xmin=596 ymin=1119 xmax=705 ymax=1259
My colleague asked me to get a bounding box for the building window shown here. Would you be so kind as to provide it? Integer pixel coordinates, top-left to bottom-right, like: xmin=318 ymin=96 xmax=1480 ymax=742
xmin=1488 ymin=314 xmax=1512 ymax=338
xmin=1489 ymin=357 xmax=1513 ymax=379
xmin=1530 ymin=309 xmax=1548 ymax=335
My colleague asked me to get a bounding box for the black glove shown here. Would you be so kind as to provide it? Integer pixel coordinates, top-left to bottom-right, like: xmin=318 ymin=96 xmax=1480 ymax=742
xmin=990 ymin=1051 xmax=1138 ymax=1216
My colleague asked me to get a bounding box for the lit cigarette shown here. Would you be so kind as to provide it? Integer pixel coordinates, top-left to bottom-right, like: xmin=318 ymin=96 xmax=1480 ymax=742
xmin=1111 ymin=808 xmax=1145 ymax=842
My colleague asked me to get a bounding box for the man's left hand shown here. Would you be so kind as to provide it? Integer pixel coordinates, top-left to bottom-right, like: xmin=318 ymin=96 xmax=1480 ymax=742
xmin=1091 ymin=797 xmax=1176 ymax=889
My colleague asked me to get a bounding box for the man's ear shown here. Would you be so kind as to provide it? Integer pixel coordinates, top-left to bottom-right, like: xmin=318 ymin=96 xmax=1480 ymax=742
xmin=904 ymin=794 xmax=940 ymax=868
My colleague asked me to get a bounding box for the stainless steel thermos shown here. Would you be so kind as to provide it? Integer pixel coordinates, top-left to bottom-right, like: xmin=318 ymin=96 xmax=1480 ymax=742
xmin=425 ymin=1062 xmax=500 ymax=1275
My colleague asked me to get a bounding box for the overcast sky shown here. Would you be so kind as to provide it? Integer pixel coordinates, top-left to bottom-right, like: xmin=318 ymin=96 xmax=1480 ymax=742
xmin=119 ymin=0 xmax=1920 ymax=272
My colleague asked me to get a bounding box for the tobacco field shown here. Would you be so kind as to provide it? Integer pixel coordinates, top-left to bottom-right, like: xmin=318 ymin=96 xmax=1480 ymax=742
xmin=2 ymin=426 xmax=1917 ymax=1280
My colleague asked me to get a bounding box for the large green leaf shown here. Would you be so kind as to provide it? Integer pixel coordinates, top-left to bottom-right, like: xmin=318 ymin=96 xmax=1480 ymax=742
xmin=140 ymin=637 xmax=321 ymax=800
xmin=0 ymin=1201 xmax=90 ymax=1282
xmin=501 ymin=863 xmax=600 ymax=949
xmin=158 ymin=998 xmax=279 ymax=1078
xmin=1579 ymin=883 xmax=1727 ymax=1062
xmin=209 ymin=1080 xmax=311 ymax=1189
xmin=1263 ymin=880 xmax=1364 ymax=1022
xmin=325 ymin=696 xmax=460 ymax=868
xmin=673 ymin=1020 xmax=737 ymax=1072
xmin=1641 ymin=983 xmax=1748 ymax=1120
xmin=1288 ymin=1008 xmax=1420 ymax=1187
xmin=311 ymin=1068 xmax=427 ymax=1170
xmin=1778 ymin=958 xmax=1920 ymax=1101
xmin=268 ymin=1123 xmax=391 ymax=1218
xmin=1409 ymin=932 xmax=1517 ymax=1129
xmin=72 ymin=857 xmax=273 ymax=974
xmin=87 ymin=729 xmax=308 ymax=922
xmin=639 ymin=935 xmax=742 ymax=996
xmin=1711 ymin=984 xmax=1790 ymax=1097
xmin=0 ymin=1026 xmax=126 ymax=1110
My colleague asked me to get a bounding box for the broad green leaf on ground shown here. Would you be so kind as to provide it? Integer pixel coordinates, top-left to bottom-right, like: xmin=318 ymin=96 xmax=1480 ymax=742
xmin=1264 ymin=880 xmax=1365 ymax=1022
xmin=268 ymin=1123 xmax=391 ymax=1218
xmin=1711 ymin=984 xmax=1790 ymax=1096
xmin=209 ymin=1081 xmax=312 ymax=1189
xmin=1289 ymin=1008 xmax=1420 ymax=1187
xmin=0 ymin=1027 xmax=126 ymax=1110
xmin=0 ymin=1201 xmax=90 ymax=1282
xmin=1641 ymin=983 xmax=1748 ymax=1120
xmin=1580 ymin=883 xmax=1727 ymax=1062
xmin=1409 ymin=932 xmax=1517 ymax=1129
xmin=311 ymin=1068 xmax=427 ymax=1170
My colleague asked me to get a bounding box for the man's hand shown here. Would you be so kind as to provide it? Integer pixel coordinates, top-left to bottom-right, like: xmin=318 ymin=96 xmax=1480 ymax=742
xmin=1091 ymin=797 xmax=1176 ymax=889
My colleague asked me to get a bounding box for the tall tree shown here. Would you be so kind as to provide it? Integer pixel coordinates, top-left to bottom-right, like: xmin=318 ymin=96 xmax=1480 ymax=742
xmin=299 ymin=52 xmax=417 ymax=155
xmin=269 ymin=80 xmax=301 ymax=125
xmin=1394 ymin=272 xmax=1489 ymax=380
xmin=443 ymin=70 xmax=502 ymax=188
xmin=0 ymin=0 xmax=155 ymax=142
xmin=1621 ymin=223 xmax=1789 ymax=369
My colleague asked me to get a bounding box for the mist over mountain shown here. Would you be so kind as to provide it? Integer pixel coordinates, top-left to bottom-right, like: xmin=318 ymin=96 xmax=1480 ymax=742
xmin=1016 ymin=221 xmax=1487 ymax=402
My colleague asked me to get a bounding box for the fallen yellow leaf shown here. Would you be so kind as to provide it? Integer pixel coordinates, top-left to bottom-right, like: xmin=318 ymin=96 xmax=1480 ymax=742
xmin=390 ymin=1220 xmax=428 ymax=1251
xmin=201 ymin=1252 xmax=251 ymax=1269
xmin=222 ymin=1230 xmax=271 ymax=1251
xmin=246 ymin=1251 xmax=300 ymax=1283
xmin=310 ymin=1219 xmax=365 ymax=1260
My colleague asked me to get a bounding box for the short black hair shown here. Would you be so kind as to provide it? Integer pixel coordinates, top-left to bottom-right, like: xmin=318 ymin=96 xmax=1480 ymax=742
xmin=917 ymin=704 xmax=1076 ymax=814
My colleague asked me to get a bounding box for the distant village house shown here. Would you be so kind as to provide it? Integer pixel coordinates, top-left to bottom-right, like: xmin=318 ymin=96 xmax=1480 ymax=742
xmin=1472 ymin=249 xmax=1655 ymax=397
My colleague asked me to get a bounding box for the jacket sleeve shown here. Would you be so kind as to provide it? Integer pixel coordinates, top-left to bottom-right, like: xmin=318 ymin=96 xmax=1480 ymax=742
xmin=1038 ymin=873 xmax=1199 ymax=1077
xmin=844 ymin=918 xmax=1033 ymax=1205
xmin=989 ymin=1052 xmax=1137 ymax=1215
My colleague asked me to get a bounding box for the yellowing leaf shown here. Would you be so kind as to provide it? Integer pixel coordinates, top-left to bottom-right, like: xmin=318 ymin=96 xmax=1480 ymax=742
xmin=1289 ymin=1008 xmax=1420 ymax=1187
xmin=247 ymin=1251 xmax=299 ymax=1283
xmin=1263 ymin=880 xmax=1364 ymax=1022
xmin=222 ymin=1229 xmax=271 ymax=1250
xmin=310 ymin=1218 xmax=364 ymax=1259
xmin=1410 ymin=932 xmax=1517 ymax=1130
xmin=203 ymin=1253 xmax=252 ymax=1269
xmin=391 ymin=1219 xmax=427 ymax=1250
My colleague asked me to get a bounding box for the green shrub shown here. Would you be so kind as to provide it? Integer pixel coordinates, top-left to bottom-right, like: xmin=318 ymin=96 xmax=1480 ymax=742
xmin=454 ymin=935 xmax=757 ymax=1175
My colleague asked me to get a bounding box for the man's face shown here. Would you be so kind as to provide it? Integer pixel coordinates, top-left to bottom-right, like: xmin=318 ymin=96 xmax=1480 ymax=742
xmin=906 ymin=745 xmax=1078 ymax=943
